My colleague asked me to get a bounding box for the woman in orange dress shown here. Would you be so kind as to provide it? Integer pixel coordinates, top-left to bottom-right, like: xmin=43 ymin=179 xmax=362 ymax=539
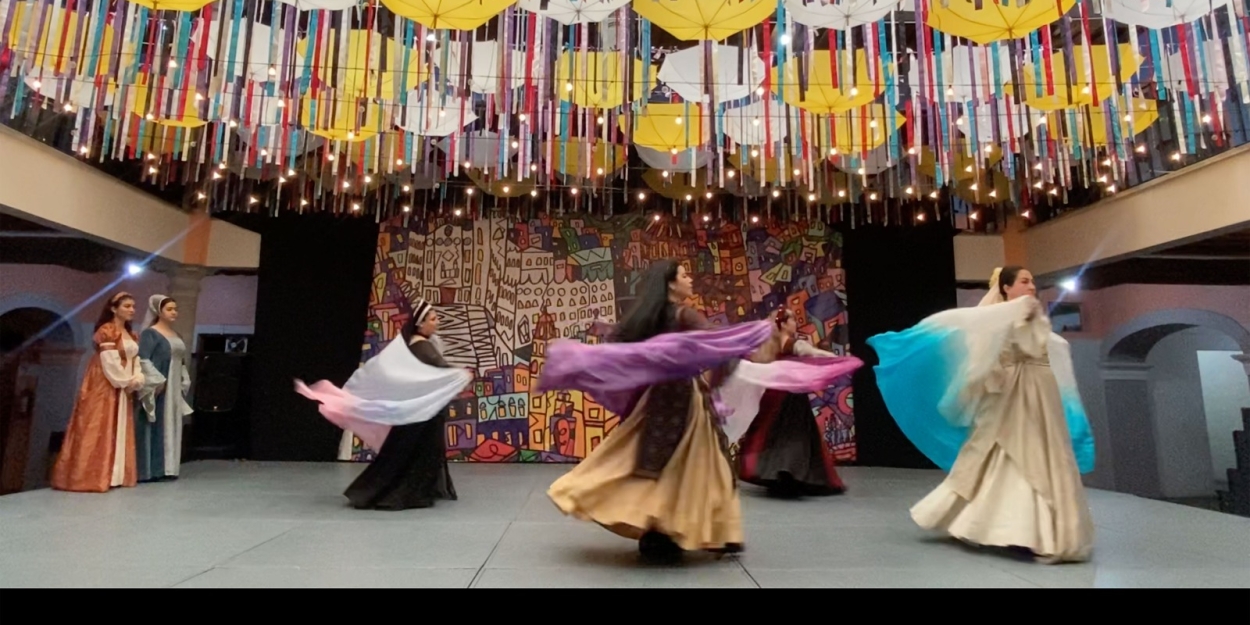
xmin=51 ymin=292 xmax=145 ymax=492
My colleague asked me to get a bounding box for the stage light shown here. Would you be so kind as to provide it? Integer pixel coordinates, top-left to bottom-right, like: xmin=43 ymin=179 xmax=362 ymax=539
xmin=126 ymin=263 xmax=143 ymax=276
xmin=1061 ymin=278 xmax=1078 ymax=292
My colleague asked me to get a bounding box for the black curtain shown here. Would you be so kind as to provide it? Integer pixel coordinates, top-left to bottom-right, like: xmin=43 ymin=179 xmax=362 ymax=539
xmin=844 ymin=222 xmax=957 ymax=469
xmin=248 ymin=214 xmax=378 ymax=461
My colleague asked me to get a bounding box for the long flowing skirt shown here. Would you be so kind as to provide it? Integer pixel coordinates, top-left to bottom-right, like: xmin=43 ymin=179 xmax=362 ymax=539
xmin=344 ymin=412 xmax=457 ymax=510
xmin=737 ymin=390 xmax=845 ymax=496
xmin=134 ymin=400 xmax=167 ymax=482
xmin=51 ymin=367 xmax=136 ymax=493
xmin=547 ymin=381 xmax=743 ymax=552
xmin=910 ymin=362 xmax=1094 ymax=563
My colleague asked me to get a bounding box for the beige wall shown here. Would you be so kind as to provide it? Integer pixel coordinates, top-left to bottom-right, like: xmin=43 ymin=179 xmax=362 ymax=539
xmin=953 ymin=234 xmax=1005 ymax=283
xmin=1024 ymin=145 xmax=1250 ymax=278
xmin=0 ymin=125 xmax=259 ymax=269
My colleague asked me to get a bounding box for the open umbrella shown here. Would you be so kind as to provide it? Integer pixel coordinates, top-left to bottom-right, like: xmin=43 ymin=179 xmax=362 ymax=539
xmin=518 ymin=0 xmax=632 ymax=24
xmin=927 ymin=0 xmax=1075 ymax=45
xmin=633 ymin=0 xmax=776 ymax=41
xmin=556 ymin=51 xmax=655 ymax=108
xmin=437 ymin=40 xmax=543 ymax=95
xmin=785 ymin=0 xmax=902 ymax=31
xmin=637 ymin=145 xmax=711 ymax=172
xmin=657 ymin=44 xmax=765 ymax=104
xmin=628 ymin=102 xmax=708 ymax=151
xmin=1021 ymin=44 xmax=1143 ymax=111
xmin=439 ymin=131 xmax=518 ymax=169
xmin=772 ymin=49 xmax=880 ymax=114
xmin=401 ymin=93 xmax=480 ymax=136
xmin=1103 ymin=0 xmax=1229 ymax=29
xmin=722 ymin=99 xmax=791 ymax=146
xmin=381 ymin=0 xmax=517 ymax=30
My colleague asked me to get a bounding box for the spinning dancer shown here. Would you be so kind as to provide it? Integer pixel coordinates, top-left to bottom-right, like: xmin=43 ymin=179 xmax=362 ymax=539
xmin=867 ymin=267 xmax=1095 ymax=563
xmin=538 ymin=259 xmax=861 ymax=563
xmin=297 ymin=299 xmax=471 ymax=510
xmin=733 ymin=308 xmax=851 ymax=498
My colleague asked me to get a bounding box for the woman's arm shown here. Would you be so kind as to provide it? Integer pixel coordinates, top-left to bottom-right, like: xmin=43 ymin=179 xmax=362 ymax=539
xmin=677 ymin=307 xmax=738 ymax=386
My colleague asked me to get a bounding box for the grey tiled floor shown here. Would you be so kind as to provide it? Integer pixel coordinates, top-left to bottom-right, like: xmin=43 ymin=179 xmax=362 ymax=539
xmin=1 ymin=461 xmax=1247 ymax=588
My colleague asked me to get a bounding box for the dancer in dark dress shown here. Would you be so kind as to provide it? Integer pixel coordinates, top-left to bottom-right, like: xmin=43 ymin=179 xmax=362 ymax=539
xmin=298 ymin=299 xmax=471 ymax=511
xmin=737 ymin=308 xmax=847 ymax=498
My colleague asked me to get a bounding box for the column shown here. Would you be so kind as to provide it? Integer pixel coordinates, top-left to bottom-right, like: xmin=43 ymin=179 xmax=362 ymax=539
xmin=1100 ymin=361 xmax=1162 ymax=498
xmin=166 ymin=264 xmax=208 ymax=348
xmin=1232 ymin=353 xmax=1250 ymax=385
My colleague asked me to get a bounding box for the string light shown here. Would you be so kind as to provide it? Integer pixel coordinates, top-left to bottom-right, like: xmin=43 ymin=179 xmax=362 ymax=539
xmin=772 ymin=190 xmax=780 ymax=198
xmin=869 ymin=192 xmax=878 ymax=201
xmin=300 ymin=199 xmax=308 ymax=206
xmin=638 ymin=192 xmax=647 ymax=201
xmin=197 ymin=192 xmax=206 ymax=200
xmin=530 ymin=190 xmax=538 ymax=197
xmin=403 ymin=205 xmax=411 ymax=213
xmin=653 ymin=214 xmax=662 ymax=221
xmin=808 ymin=193 xmax=816 ymax=202
xmin=342 ymin=181 xmax=350 ymax=189
xmin=466 ymin=188 xmax=474 ymax=196
xmin=905 ymin=187 xmax=914 ymax=195
xmin=685 ymin=194 xmax=693 ymax=201
xmin=454 ymin=208 xmax=463 ymax=216
xmin=502 ymin=186 xmax=510 ymax=193
xmin=403 ymin=185 xmax=411 ymax=192
xmin=519 ymin=114 xmax=528 ymax=122
xmin=705 ymin=192 xmax=713 ymax=199
xmin=702 ymin=214 xmax=711 ymax=222
xmin=726 ymin=170 xmax=736 ymax=179
xmin=249 ymin=196 xmax=259 ymax=204
xmin=352 ymin=203 xmax=361 ymax=211
xmin=750 ymin=215 xmax=759 ymax=223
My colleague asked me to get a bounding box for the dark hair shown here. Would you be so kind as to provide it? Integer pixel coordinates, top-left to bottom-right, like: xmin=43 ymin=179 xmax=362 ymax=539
xmin=774 ymin=308 xmax=794 ymax=329
xmin=150 ymin=297 xmax=176 ymax=327
xmin=998 ymin=266 xmax=1027 ymax=298
xmin=400 ymin=301 xmax=435 ymax=343
xmin=612 ymin=259 xmax=680 ymax=344
xmin=95 ymin=292 xmax=135 ymax=333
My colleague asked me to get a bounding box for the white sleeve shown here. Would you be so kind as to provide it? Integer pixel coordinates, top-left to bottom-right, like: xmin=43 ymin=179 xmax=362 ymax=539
xmin=792 ymin=341 xmax=838 ymax=358
xmin=99 ymin=347 xmax=132 ymax=389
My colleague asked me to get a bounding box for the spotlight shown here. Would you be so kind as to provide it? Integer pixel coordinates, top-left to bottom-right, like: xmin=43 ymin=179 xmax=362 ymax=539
xmin=126 ymin=262 xmax=143 ymax=276
xmin=1060 ymin=278 xmax=1078 ymax=292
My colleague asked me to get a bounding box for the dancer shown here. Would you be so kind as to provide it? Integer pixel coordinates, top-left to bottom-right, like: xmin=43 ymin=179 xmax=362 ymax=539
xmin=296 ymin=299 xmax=470 ymax=510
xmin=735 ymin=308 xmax=848 ymax=498
xmin=136 ymin=295 xmax=194 ymax=482
xmin=867 ymin=266 xmax=1095 ymax=564
xmin=538 ymin=260 xmax=861 ymax=562
xmin=51 ymin=292 xmax=145 ymax=492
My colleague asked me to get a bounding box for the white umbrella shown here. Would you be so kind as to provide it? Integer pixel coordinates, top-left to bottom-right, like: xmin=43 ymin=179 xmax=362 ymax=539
xmin=833 ymin=146 xmax=897 ymax=176
xmin=199 ymin=21 xmax=303 ymax=83
xmin=436 ymin=40 xmax=544 ymax=95
xmin=955 ymin=99 xmax=1037 ymax=143
xmin=723 ymin=99 xmax=791 ymax=146
xmin=1103 ymin=0 xmax=1228 ymax=29
xmin=24 ymin=75 xmax=101 ymax=110
xmin=273 ymin=0 xmax=360 ymax=10
xmin=637 ymin=145 xmax=710 ymax=172
xmin=784 ymin=0 xmax=902 ymax=31
xmin=1161 ymin=38 xmax=1231 ymax=96
xmin=657 ymin=44 xmax=765 ymax=104
xmin=905 ymin=45 xmax=1013 ymax=104
xmin=518 ymin=0 xmax=632 ymax=25
xmin=400 ymin=93 xmax=480 ymax=136
xmin=438 ymin=131 xmax=518 ymax=169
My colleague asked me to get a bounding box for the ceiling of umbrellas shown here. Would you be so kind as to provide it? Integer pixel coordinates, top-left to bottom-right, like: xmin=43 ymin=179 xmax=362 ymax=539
xmin=1 ymin=0 xmax=1247 ymax=225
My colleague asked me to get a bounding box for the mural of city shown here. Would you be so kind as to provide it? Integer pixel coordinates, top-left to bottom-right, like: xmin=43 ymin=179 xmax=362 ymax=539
xmin=345 ymin=212 xmax=853 ymax=464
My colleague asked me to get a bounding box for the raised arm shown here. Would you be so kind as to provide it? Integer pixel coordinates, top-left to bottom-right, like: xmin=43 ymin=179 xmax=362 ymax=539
xmin=677 ymin=307 xmax=738 ymax=386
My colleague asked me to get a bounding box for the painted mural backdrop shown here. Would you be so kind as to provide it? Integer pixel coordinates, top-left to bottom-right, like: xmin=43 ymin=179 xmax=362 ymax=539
xmin=345 ymin=213 xmax=852 ymax=463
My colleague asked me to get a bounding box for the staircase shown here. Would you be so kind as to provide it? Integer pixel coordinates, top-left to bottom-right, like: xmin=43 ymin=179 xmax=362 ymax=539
xmin=1216 ymin=408 xmax=1250 ymax=518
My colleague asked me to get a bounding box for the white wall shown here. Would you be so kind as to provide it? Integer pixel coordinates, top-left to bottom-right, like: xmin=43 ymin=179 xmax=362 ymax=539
xmin=1146 ymin=328 xmax=1240 ymax=498
xmin=1197 ymin=351 xmax=1250 ymax=486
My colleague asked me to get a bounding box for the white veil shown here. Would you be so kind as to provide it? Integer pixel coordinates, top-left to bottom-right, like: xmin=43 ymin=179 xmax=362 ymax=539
xmin=976 ymin=267 xmax=1005 ymax=307
xmin=142 ymin=294 xmax=168 ymax=329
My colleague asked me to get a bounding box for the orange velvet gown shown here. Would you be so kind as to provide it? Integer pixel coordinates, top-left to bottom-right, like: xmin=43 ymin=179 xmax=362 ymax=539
xmin=51 ymin=324 xmax=143 ymax=492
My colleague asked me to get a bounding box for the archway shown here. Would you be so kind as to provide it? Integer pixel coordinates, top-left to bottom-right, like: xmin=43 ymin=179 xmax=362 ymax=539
xmin=0 ymin=307 xmax=81 ymax=494
xmin=1099 ymin=309 xmax=1250 ymax=506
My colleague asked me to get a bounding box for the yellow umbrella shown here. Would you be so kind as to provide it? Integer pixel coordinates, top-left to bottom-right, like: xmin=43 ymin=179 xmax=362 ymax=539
xmin=555 ymin=51 xmax=654 ymax=109
xmin=952 ymin=170 xmax=1011 ymax=205
xmin=1049 ymin=97 xmax=1159 ymax=148
xmin=6 ymin=3 xmax=126 ymax=75
xmin=467 ymin=169 xmax=538 ymax=197
xmin=628 ymin=103 xmax=707 ymax=151
xmin=927 ymin=0 xmax=1075 ymax=45
xmin=1021 ymin=44 xmax=1143 ymax=111
xmin=126 ymin=75 xmax=208 ymax=128
xmin=127 ymin=0 xmax=215 ymax=11
xmin=633 ymin=0 xmax=776 ymax=41
xmin=544 ymin=140 xmax=628 ymax=179
xmin=296 ymin=30 xmax=428 ymax=100
xmin=916 ymin=147 xmax=1002 ymax=182
xmin=381 ymin=0 xmax=517 ymax=30
xmin=772 ymin=49 xmax=880 ymax=114
xmin=745 ymin=150 xmax=804 ymax=185
xmin=642 ymin=168 xmax=712 ymax=200
xmin=814 ymin=104 xmax=906 ymax=155
xmin=301 ymin=94 xmax=383 ymax=142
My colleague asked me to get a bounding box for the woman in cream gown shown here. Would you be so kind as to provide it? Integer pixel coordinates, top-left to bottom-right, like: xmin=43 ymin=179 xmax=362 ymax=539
xmin=867 ymin=267 xmax=1095 ymax=564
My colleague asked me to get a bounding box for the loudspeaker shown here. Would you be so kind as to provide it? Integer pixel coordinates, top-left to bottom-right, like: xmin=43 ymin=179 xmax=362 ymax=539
xmin=189 ymin=350 xmax=251 ymax=460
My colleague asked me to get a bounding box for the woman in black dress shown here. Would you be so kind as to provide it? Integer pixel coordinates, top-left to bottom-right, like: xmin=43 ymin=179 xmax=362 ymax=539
xmin=736 ymin=308 xmax=847 ymax=498
xmin=343 ymin=299 xmax=457 ymax=510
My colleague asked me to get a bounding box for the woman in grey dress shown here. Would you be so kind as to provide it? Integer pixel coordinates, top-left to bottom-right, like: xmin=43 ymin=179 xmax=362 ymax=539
xmin=137 ymin=295 xmax=194 ymax=482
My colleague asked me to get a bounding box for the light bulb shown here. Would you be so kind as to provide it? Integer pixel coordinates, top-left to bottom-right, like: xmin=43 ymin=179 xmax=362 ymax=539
xmin=502 ymin=186 xmax=510 ymax=193
xmin=662 ymin=171 xmax=670 ymax=178
xmin=249 ymin=196 xmax=259 ymax=204
xmin=838 ymin=190 xmax=846 ymax=198
xmin=531 ymin=190 xmax=538 ymax=197
xmin=454 ymin=209 xmax=463 ymax=216
xmin=905 ymin=187 xmax=914 ymax=195
xmin=403 ymin=185 xmax=411 ymax=192
xmin=653 ymin=214 xmax=661 ymax=221
xmin=685 ymin=194 xmax=693 ymax=201
xmin=753 ymin=117 xmax=761 ymax=126
xmin=268 ymin=66 xmax=277 ymax=76
xmin=808 ymin=193 xmax=816 ymax=202
xmin=352 ymin=203 xmax=361 ymax=211
xmin=403 ymin=205 xmax=411 ymax=212
xmin=675 ymin=117 xmax=682 ymax=125
xmin=519 ymin=114 xmax=528 ymax=122
xmin=638 ymin=192 xmax=646 ymax=200
xmin=702 ymin=214 xmax=711 ymax=222
xmin=343 ymin=181 xmax=351 ymax=189
xmin=928 ymin=191 xmax=937 ymax=199
xmin=197 ymin=192 xmax=206 ymax=200
xmin=727 ymin=170 xmax=736 ymax=179
xmin=750 ymin=215 xmax=759 ymax=223
xmin=571 ymin=188 xmax=579 ymax=195
xmin=466 ymin=188 xmax=474 ymax=196
xmin=364 ymin=175 xmax=373 ymax=183
xmin=396 ymin=159 xmax=404 ymax=166
xmin=772 ymin=190 xmax=780 ymax=198
xmin=706 ymin=192 xmax=713 ymax=199
xmin=869 ymin=192 xmax=878 ymax=200
xmin=750 ymin=149 xmax=759 ymax=158
xmin=850 ymin=87 xmax=859 ymax=96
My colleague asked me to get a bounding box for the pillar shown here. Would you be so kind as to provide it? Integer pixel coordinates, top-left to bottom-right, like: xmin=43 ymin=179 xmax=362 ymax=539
xmin=165 ymin=265 xmax=207 ymax=348
xmin=1233 ymin=353 xmax=1250 ymax=385
xmin=1101 ymin=361 xmax=1162 ymax=498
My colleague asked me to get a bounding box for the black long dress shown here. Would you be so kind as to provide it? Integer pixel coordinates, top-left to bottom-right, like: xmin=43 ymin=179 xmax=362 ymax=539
xmin=736 ymin=338 xmax=846 ymax=497
xmin=343 ymin=338 xmax=457 ymax=510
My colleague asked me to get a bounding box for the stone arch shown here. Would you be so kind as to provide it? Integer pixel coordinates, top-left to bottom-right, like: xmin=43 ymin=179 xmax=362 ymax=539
xmin=1098 ymin=308 xmax=1250 ymax=500
xmin=1101 ymin=309 xmax=1250 ymax=363
xmin=0 ymin=294 xmax=83 ymax=349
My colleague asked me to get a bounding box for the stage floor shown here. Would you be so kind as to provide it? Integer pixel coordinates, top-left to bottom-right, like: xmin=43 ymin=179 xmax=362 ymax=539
xmin=1 ymin=461 xmax=1247 ymax=588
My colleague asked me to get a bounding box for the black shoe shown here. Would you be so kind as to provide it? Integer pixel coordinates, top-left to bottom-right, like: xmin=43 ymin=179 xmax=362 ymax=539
xmin=639 ymin=531 xmax=682 ymax=564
